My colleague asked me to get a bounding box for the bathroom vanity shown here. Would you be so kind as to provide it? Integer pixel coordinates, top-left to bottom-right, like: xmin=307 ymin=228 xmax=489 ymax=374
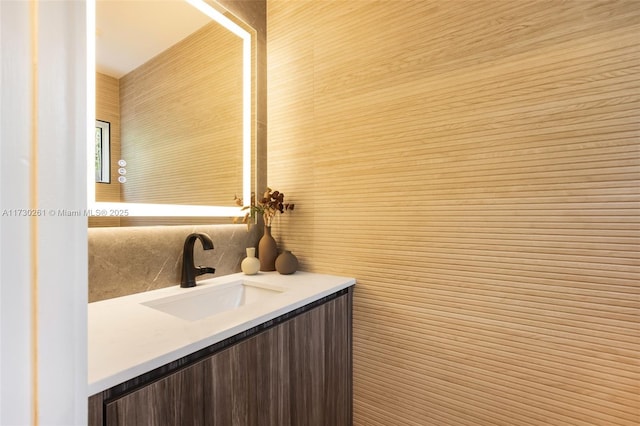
xmin=88 ymin=272 xmax=355 ymax=426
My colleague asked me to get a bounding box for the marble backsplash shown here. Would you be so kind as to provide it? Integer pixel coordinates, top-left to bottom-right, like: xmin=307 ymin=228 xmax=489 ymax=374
xmin=88 ymin=224 xmax=259 ymax=302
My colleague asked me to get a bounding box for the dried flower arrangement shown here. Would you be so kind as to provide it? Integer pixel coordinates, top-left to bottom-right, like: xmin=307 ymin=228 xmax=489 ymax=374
xmin=234 ymin=187 xmax=295 ymax=229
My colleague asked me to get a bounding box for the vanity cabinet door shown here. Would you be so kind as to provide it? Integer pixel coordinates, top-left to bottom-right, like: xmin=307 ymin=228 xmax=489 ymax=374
xmin=104 ymin=362 xmax=204 ymax=426
xmin=286 ymin=291 xmax=352 ymax=426
xmin=203 ymin=326 xmax=288 ymax=426
xmin=202 ymin=291 xmax=352 ymax=426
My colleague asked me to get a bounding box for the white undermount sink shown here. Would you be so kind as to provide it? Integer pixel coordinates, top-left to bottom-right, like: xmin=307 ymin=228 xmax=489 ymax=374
xmin=141 ymin=280 xmax=286 ymax=321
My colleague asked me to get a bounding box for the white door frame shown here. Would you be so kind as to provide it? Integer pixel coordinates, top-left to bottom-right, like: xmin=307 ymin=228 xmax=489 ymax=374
xmin=1 ymin=1 xmax=88 ymax=424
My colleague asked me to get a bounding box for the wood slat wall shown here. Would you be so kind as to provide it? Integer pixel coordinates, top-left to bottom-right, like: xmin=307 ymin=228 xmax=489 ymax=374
xmin=266 ymin=1 xmax=639 ymax=425
xmin=119 ymin=21 xmax=244 ymax=207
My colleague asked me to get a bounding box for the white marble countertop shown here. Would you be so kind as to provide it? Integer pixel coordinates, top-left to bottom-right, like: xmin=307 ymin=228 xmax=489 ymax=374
xmin=88 ymin=271 xmax=355 ymax=395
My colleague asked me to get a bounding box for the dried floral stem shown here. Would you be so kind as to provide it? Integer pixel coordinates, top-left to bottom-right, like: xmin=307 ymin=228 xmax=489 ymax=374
xmin=234 ymin=187 xmax=294 ymax=230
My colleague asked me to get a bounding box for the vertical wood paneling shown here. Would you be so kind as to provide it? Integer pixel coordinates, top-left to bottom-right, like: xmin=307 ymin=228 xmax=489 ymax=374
xmin=267 ymin=1 xmax=640 ymax=425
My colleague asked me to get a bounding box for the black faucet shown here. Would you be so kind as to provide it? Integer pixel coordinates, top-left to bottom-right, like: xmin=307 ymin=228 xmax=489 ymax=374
xmin=181 ymin=233 xmax=216 ymax=288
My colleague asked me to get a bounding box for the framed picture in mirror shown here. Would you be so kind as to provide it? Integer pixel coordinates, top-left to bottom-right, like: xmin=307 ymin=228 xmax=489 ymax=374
xmin=95 ymin=120 xmax=110 ymax=184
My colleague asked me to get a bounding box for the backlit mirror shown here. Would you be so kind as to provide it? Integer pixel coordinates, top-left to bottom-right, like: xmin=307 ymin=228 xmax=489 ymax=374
xmin=88 ymin=0 xmax=253 ymax=224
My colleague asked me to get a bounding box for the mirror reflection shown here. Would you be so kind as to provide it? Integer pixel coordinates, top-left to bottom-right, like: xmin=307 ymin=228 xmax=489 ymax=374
xmin=91 ymin=0 xmax=252 ymax=224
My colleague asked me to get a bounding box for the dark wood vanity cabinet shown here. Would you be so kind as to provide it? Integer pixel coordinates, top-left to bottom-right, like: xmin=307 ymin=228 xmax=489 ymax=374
xmin=89 ymin=289 xmax=353 ymax=426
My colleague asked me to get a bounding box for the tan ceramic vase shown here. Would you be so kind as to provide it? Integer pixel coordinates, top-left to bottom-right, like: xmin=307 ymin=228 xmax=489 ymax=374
xmin=258 ymin=226 xmax=277 ymax=271
xmin=275 ymin=250 xmax=298 ymax=275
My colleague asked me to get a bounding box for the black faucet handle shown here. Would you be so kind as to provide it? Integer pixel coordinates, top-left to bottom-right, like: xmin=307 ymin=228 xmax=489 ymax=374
xmin=196 ymin=266 xmax=216 ymax=275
